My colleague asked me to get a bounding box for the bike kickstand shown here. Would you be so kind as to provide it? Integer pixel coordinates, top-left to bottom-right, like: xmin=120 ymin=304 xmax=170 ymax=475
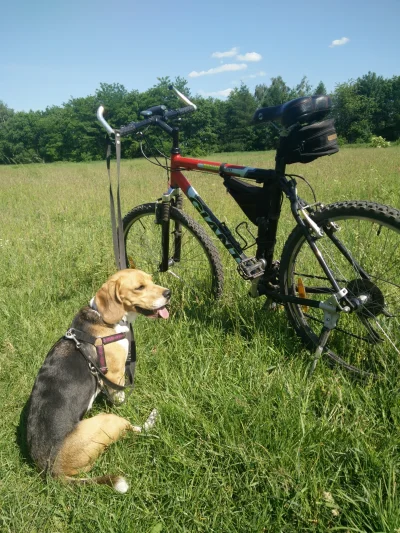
xmin=308 ymin=327 xmax=331 ymax=378
xmin=262 ymin=297 xmax=278 ymax=311
xmin=308 ymin=288 xmax=349 ymax=378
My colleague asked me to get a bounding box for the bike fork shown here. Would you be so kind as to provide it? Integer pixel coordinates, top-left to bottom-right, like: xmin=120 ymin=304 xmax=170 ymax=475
xmin=161 ymin=200 xmax=170 ymax=272
xmin=160 ymin=188 xmax=182 ymax=272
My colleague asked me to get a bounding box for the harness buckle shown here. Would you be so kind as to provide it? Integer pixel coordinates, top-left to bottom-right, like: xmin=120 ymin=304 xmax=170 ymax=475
xmin=65 ymin=328 xmax=81 ymax=348
xmin=88 ymin=362 xmax=99 ymax=376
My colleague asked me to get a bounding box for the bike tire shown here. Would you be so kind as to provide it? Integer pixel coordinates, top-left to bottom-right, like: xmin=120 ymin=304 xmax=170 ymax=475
xmin=279 ymin=201 xmax=400 ymax=376
xmin=123 ymin=203 xmax=224 ymax=309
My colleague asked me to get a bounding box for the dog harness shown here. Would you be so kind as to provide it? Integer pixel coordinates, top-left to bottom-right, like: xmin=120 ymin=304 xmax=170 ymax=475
xmin=65 ymin=323 xmax=136 ymax=396
xmin=65 ymin=328 xmax=126 ymax=374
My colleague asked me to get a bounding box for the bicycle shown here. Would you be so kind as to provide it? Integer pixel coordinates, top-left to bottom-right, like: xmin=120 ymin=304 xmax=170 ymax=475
xmin=97 ymin=86 xmax=400 ymax=377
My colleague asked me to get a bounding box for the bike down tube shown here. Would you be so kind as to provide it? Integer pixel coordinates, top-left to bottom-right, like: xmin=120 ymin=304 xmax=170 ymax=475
xmin=169 ymin=154 xmax=247 ymax=263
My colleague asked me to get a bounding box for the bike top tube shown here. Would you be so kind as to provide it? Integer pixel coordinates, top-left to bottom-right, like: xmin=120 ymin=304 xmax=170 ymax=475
xmin=170 ymin=153 xmax=277 ymax=191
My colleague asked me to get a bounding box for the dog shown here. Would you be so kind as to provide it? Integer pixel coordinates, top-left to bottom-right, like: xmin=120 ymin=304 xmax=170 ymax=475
xmin=26 ymin=269 xmax=170 ymax=492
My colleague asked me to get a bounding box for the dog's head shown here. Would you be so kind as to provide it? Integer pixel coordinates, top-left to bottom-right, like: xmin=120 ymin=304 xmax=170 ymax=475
xmin=94 ymin=269 xmax=171 ymax=325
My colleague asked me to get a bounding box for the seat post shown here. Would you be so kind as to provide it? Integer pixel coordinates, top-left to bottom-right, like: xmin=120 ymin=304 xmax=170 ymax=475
xmin=255 ymin=148 xmax=286 ymax=269
xmin=274 ymin=148 xmax=286 ymax=177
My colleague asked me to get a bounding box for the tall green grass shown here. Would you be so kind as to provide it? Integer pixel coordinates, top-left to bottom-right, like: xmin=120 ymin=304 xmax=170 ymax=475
xmin=0 ymin=147 xmax=400 ymax=532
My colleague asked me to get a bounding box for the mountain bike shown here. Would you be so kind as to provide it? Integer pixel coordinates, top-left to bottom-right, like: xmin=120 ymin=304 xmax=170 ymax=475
xmin=97 ymin=86 xmax=400 ymax=377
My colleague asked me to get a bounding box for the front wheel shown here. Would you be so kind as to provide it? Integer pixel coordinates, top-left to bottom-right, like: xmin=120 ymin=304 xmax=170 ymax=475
xmin=123 ymin=203 xmax=224 ymax=311
xmin=280 ymin=201 xmax=400 ymax=376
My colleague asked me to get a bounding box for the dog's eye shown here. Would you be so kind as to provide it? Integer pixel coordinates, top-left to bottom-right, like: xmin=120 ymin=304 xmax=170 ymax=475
xmin=136 ymin=285 xmax=145 ymax=291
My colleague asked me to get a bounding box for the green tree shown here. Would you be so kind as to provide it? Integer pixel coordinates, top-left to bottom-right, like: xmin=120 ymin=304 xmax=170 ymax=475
xmin=0 ymin=72 xmax=398 ymax=165
xmin=332 ymin=82 xmax=369 ymax=142
xmin=254 ymin=76 xmax=293 ymax=108
xmin=387 ymin=75 xmax=400 ymax=140
xmin=314 ymin=81 xmax=327 ymax=95
xmin=222 ymin=84 xmax=258 ymax=152
xmin=0 ymin=102 xmax=15 ymax=163
xmin=0 ymin=101 xmax=14 ymax=124
xmin=179 ymin=96 xmax=223 ymax=156
xmin=0 ymin=110 xmax=42 ymax=164
xmin=295 ymin=76 xmax=313 ymax=97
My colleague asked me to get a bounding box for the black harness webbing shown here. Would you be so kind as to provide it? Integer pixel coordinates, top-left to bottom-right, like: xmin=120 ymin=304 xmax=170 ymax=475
xmin=65 ymin=326 xmax=135 ymax=397
xmin=106 ymin=132 xmax=127 ymax=271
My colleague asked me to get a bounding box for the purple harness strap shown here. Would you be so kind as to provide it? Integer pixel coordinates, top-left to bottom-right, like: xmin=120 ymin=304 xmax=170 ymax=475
xmin=95 ymin=332 xmax=126 ymax=373
xmin=65 ymin=328 xmax=126 ymax=375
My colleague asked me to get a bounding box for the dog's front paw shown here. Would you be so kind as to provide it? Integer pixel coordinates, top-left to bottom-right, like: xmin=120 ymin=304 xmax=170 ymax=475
xmin=143 ymin=408 xmax=158 ymax=432
xmin=111 ymin=391 xmax=126 ymax=405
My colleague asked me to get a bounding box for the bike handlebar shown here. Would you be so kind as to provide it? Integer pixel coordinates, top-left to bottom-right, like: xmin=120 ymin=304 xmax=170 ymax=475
xmin=96 ymin=85 xmax=197 ymax=137
xmin=97 ymin=106 xmax=115 ymax=135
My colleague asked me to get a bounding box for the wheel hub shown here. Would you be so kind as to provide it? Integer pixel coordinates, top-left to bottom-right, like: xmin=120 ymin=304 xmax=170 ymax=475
xmin=346 ymin=279 xmax=385 ymax=318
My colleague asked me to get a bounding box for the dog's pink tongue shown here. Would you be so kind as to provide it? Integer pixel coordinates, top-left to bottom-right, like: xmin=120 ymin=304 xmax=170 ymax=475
xmin=157 ymin=307 xmax=169 ymax=319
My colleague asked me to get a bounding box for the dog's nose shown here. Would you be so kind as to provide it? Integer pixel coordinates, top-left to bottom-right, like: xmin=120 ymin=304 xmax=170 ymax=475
xmin=163 ymin=289 xmax=171 ymax=300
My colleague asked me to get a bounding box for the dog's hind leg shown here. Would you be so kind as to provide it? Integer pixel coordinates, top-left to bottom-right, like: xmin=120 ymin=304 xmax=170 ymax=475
xmin=52 ymin=413 xmax=140 ymax=477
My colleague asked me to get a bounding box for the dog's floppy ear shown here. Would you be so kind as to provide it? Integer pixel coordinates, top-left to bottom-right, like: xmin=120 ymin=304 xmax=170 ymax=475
xmin=95 ymin=278 xmax=125 ymax=325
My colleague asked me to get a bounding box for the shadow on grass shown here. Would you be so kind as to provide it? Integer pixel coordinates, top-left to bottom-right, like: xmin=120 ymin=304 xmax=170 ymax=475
xmin=16 ymin=398 xmax=35 ymax=468
xmin=173 ymin=295 xmax=301 ymax=356
xmin=170 ymin=295 xmax=400 ymax=382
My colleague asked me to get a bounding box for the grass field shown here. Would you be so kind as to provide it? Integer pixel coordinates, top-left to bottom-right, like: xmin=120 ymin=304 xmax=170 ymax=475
xmin=1 ymin=147 xmax=400 ymax=532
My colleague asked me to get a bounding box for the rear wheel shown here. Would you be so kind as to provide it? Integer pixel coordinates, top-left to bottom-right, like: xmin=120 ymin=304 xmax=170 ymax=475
xmin=123 ymin=203 xmax=224 ymax=311
xmin=280 ymin=201 xmax=400 ymax=376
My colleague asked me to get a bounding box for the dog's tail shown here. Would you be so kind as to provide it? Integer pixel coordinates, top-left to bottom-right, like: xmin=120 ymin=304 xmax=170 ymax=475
xmin=64 ymin=475 xmax=129 ymax=493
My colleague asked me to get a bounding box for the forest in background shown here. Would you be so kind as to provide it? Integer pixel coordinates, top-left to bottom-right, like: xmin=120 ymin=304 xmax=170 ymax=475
xmin=0 ymin=71 xmax=399 ymax=164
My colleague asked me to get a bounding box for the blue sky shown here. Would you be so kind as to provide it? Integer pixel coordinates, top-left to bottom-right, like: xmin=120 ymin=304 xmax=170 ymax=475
xmin=1 ymin=0 xmax=399 ymax=112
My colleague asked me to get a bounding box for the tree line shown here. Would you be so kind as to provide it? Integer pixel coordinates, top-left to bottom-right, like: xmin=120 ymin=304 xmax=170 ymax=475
xmin=0 ymin=72 xmax=399 ymax=165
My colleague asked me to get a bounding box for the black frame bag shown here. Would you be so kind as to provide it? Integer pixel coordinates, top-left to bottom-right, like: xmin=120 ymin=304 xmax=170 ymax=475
xmin=223 ymin=177 xmax=263 ymax=225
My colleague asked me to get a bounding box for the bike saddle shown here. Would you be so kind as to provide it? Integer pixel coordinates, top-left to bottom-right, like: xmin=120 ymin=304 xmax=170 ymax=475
xmin=253 ymin=95 xmax=332 ymax=128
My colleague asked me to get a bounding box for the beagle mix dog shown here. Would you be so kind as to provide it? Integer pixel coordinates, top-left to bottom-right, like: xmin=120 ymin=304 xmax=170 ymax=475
xmin=26 ymin=269 xmax=170 ymax=493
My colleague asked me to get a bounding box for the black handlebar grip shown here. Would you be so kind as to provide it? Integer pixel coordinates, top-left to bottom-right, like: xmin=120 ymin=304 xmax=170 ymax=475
xmin=119 ymin=122 xmax=138 ymax=136
xmin=177 ymin=105 xmax=196 ymax=115
xmin=165 ymin=106 xmax=196 ymax=120
xmin=119 ymin=117 xmax=155 ymax=136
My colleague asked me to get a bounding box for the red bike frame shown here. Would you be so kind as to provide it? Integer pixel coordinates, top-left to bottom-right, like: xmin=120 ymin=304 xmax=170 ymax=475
xmin=170 ymin=153 xmax=260 ymax=193
xmin=168 ymin=153 xmax=249 ymax=264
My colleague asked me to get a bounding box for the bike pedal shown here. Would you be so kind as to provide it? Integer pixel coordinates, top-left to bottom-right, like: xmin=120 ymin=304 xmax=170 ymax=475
xmin=237 ymin=257 xmax=265 ymax=280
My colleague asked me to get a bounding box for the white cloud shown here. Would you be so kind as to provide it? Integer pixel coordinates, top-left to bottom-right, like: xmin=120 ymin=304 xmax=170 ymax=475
xmin=189 ymin=63 xmax=247 ymax=78
xmin=231 ymin=71 xmax=267 ymax=84
xmin=200 ymin=88 xmax=233 ymax=98
xmin=211 ymin=47 xmax=238 ymax=58
xmin=248 ymin=70 xmax=267 ymax=78
xmin=329 ymin=37 xmax=350 ymax=48
xmin=236 ymin=52 xmax=262 ymax=62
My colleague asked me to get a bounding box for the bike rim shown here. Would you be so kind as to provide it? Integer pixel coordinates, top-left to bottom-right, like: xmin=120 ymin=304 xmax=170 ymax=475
xmin=286 ymin=215 xmax=400 ymax=375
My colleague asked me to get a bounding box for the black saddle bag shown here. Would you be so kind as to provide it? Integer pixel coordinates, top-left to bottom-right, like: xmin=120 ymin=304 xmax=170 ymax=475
xmin=280 ymin=118 xmax=339 ymax=164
